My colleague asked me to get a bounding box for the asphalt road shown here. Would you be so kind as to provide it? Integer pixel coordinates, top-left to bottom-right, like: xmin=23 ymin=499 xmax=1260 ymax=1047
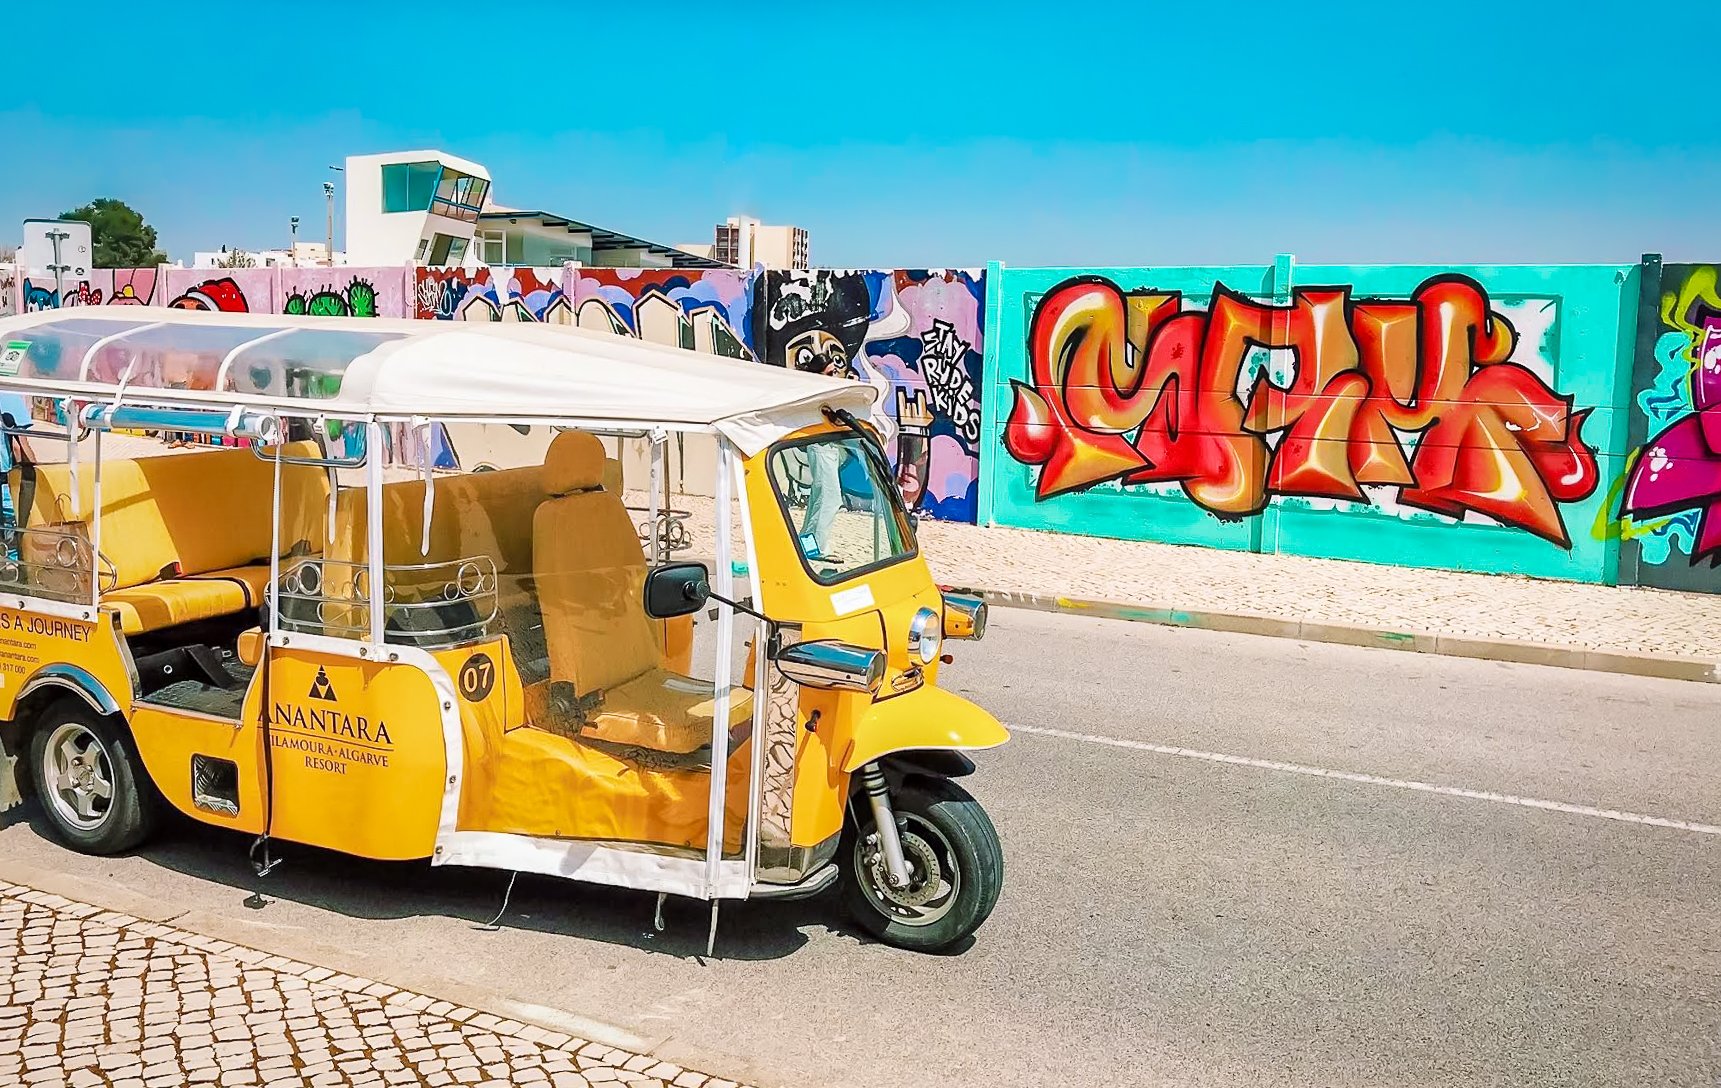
xmin=3 ymin=609 xmax=1719 ymax=1087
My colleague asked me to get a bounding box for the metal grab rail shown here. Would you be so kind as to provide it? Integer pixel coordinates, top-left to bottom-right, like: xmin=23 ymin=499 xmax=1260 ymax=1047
xmin=0 ymin=526 xmax=118 ymax=604
xmin=270 ymin=555 xmax=500 ymax=646
xmin=629 ymin=506 xmax=692 ymax=556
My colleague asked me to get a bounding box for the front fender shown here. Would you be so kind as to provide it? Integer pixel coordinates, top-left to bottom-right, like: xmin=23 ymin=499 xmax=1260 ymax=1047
xmin=835 ymin=685 xmax=1009 ymax=773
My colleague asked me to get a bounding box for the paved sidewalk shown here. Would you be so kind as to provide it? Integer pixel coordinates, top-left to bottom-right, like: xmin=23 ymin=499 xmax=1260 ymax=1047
xmin=658 ymin=493 xmax=1721 ymax=665
xmin=0 ymin=883 xmax=755 ymax=1088
xmin=915 ymin=519 xmax=1721 ymax=658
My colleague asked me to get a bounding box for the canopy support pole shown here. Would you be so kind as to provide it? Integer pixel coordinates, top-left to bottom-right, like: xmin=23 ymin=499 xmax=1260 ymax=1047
xmin=365 ymin=421 xmax=386 ymax=644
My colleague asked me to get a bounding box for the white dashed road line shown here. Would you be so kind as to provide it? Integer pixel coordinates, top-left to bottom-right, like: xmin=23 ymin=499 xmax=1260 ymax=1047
xmin=1009 ymin=723 xmax=1721 ymax=837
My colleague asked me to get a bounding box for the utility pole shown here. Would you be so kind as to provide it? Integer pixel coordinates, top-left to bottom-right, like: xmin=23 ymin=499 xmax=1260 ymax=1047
xmin=45 ymin=225 xmax=70 ymax=308
xmin=325 ymin=164 xmax=344 ymax=266
xmin=323 ymin=183 xmax=336 ymax=266
xmin=289 ymin=216 xmax=299 ymax=266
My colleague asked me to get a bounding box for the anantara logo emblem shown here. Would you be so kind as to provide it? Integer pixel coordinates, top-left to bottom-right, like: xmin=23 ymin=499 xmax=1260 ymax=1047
xmin=308 ymin=667 xmax=337 ymax=702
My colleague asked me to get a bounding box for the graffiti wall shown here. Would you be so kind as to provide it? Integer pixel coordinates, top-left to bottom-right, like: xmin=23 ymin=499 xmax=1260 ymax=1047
xmin=13 ymin=267 xmax=162 ymax=311
xmin=277 ymin=267 xmax=410 ymax=318
xmin=982 ymin=262 xmax=1634 ymax=581
xmin=1617 ymin=261 xmax=1721 ymax=591
xmin=413 ymin=266 xmax=572 ymax=322
xmin=757 ymin=270 xmax=985 ymax=522
xmin=159 ymin=268 xmax=409 ymax=316
xmin=161 ymin=268 xmax=278 ymax=312
xmin=569 ymin=268 xmax=756 ymax=358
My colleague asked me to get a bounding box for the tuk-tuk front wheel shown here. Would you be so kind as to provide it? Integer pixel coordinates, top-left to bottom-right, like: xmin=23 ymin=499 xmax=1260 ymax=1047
xmin=840 ymin=776 xmax=1002 ymax=953
xmin=27 ymin=700 xmax=159 ymax=856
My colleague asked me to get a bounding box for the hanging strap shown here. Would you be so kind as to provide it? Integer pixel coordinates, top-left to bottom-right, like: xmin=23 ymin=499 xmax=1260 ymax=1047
xmin=6 ymin=414 xmax=36 ymax=532
xmin=415 ymin=417 xmax=435 ymax=556
xmin=65 ymin=402 xmax=80 ymax=518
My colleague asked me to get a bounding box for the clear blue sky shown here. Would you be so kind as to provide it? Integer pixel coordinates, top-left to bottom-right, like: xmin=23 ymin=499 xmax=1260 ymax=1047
xmin=4 ymin=1 xmax=1716 ymax=268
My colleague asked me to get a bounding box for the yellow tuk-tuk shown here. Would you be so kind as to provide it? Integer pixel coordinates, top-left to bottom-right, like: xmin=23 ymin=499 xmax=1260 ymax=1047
xmin=0 ymin=308 xmax=1005 ymax=953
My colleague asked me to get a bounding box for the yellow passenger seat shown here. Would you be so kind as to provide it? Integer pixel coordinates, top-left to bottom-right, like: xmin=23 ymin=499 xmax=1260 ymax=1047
xmin=531 ymin=431 xmax=750 ymax=754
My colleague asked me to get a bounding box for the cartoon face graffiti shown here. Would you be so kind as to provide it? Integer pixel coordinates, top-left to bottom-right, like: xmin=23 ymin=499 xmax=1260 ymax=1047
xmin=785 ymin=328 xmax=856 ymax=378
xmin=765 ymin=272 xmax=872 ymax=375
xmin=169 ymin=277 xmax=250 ymax=312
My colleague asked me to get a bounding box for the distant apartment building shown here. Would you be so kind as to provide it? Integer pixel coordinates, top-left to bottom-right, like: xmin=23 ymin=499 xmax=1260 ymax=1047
xmin=680 ymin=216 xmax=809 ymax=268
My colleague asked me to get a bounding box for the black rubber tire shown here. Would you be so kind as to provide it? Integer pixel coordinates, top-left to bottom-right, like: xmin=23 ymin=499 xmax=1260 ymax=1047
xmin=26 ymin=699 xmax=160 ymax=855
xmin=840 ymin=776 xmax=1003 ymax=953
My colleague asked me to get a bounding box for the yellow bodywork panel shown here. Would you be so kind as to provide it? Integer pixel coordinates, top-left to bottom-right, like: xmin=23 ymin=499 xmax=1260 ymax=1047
xmin=130 ymin=705 xmax=265 ymax=834
xmin=0 ymin=608 xmax=132 ymax=721
xmin=250 ymin=647 xmax=447 ymax=861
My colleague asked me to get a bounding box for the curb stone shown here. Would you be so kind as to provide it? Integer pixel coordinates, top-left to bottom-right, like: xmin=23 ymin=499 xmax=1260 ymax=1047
xmin=971 ymin=589 xmax=1721 ymax=685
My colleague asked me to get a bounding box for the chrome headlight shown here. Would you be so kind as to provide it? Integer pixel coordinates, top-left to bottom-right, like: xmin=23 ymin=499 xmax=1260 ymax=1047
xmin=941 ymin=592 xmax=987 ymax=640
xmin=774 ymin=640 xmax=885 ymax=693
xmin=908 ymin=607 xmax=942 ymax=665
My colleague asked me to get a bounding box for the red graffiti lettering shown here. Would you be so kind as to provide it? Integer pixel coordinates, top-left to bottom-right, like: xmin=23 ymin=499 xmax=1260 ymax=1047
xmin=1004 ymin=275 xmax=1599 ymax=546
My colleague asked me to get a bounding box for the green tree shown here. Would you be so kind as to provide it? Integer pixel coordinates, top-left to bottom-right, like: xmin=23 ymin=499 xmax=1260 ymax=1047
xmin=59 ymin=198 xmax=168 ymax=267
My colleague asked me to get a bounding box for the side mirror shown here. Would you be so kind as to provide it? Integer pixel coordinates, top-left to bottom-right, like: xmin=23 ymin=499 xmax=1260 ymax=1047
xmin=643 ymin=561 xmax=711 ymax=619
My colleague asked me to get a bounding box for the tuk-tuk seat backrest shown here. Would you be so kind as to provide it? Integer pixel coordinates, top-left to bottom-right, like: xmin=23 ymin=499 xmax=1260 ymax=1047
xmin=12 ymin=442 xmax=328 ymax=635
xmin=19 ymin=442 xmax=329 ymax=591
xmin=328 ymin=465 xmax=547 ymax=573
xmin=532 ymin=431 xmax=659 ymax=696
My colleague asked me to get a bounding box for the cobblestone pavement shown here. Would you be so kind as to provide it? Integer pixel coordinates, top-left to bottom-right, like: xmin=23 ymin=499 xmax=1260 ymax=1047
xmin=650 ymin=492 xmax=1721 ymax=659
xmin=0 ymin=884 xmax=756 ymax=1088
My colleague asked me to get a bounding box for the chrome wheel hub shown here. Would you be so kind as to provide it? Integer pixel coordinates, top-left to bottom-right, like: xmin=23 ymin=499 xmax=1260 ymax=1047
xmin=856 ymin=814 xmax=960 ymax=927
xmin=42 ymin=722 xmax=115 ymax=831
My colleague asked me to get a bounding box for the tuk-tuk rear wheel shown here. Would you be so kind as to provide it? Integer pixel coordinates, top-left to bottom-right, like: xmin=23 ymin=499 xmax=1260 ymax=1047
xmin=26 ymin=700 xmax=159 ymax=856
xmin=840 ymin=776 xmax=1002 ymax=954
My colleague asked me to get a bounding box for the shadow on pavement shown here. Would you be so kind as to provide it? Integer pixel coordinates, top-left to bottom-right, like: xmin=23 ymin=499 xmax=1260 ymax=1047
xmin=11 ymin=801 xmax=871 ymax=962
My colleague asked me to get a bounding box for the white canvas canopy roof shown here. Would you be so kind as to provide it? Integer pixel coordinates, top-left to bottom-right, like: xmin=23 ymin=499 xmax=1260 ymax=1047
xmin=0 ymin=307 xmax=877 ymax=455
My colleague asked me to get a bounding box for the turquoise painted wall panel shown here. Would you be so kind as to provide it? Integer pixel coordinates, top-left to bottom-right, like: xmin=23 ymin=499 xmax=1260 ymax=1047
xmin=981 ymin=260 xmax=1638 ymax=583
xmin=1617 ymin=260 xmax=1721 ymax=592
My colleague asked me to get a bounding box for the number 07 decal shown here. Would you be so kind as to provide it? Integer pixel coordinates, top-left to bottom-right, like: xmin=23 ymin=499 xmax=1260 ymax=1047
xmin=458 ymin=653 xmax=495 ymax=702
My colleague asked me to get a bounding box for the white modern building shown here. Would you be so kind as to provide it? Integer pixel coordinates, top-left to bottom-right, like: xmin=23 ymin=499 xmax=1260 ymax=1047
xmin=343 ymin=150 xmax=492 ymax=266
xmin=342 ymin=149 xmax=725 ymax=269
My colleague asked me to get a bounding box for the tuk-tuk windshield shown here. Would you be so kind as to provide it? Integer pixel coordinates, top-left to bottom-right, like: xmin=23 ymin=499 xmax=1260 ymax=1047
xmin=767 ymin=432 xmax=917 ymax=584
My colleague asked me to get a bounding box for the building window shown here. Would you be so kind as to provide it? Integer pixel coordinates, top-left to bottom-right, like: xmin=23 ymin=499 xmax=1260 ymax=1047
xmin=427 ymin=233 xmax=466 ymax=265
xmin=381 ymin=162 xmax=442 ymax=213
xmin=429 ymin=171 xmax=488 ymax=223
xmin=476 ymin=230 xmax=505 ymax=265
xmin=712 ymin=223 xmax=740 ymax=266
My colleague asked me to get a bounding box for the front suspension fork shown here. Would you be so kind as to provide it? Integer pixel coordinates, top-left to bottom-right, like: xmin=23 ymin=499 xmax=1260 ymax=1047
xmin=860 ymin=763 xmax=913 ymax=889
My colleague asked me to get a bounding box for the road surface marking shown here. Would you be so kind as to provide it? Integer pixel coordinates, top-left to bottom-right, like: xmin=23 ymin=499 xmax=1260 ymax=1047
xmin=1008 ymin=723 xmax=1721 ymax=837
